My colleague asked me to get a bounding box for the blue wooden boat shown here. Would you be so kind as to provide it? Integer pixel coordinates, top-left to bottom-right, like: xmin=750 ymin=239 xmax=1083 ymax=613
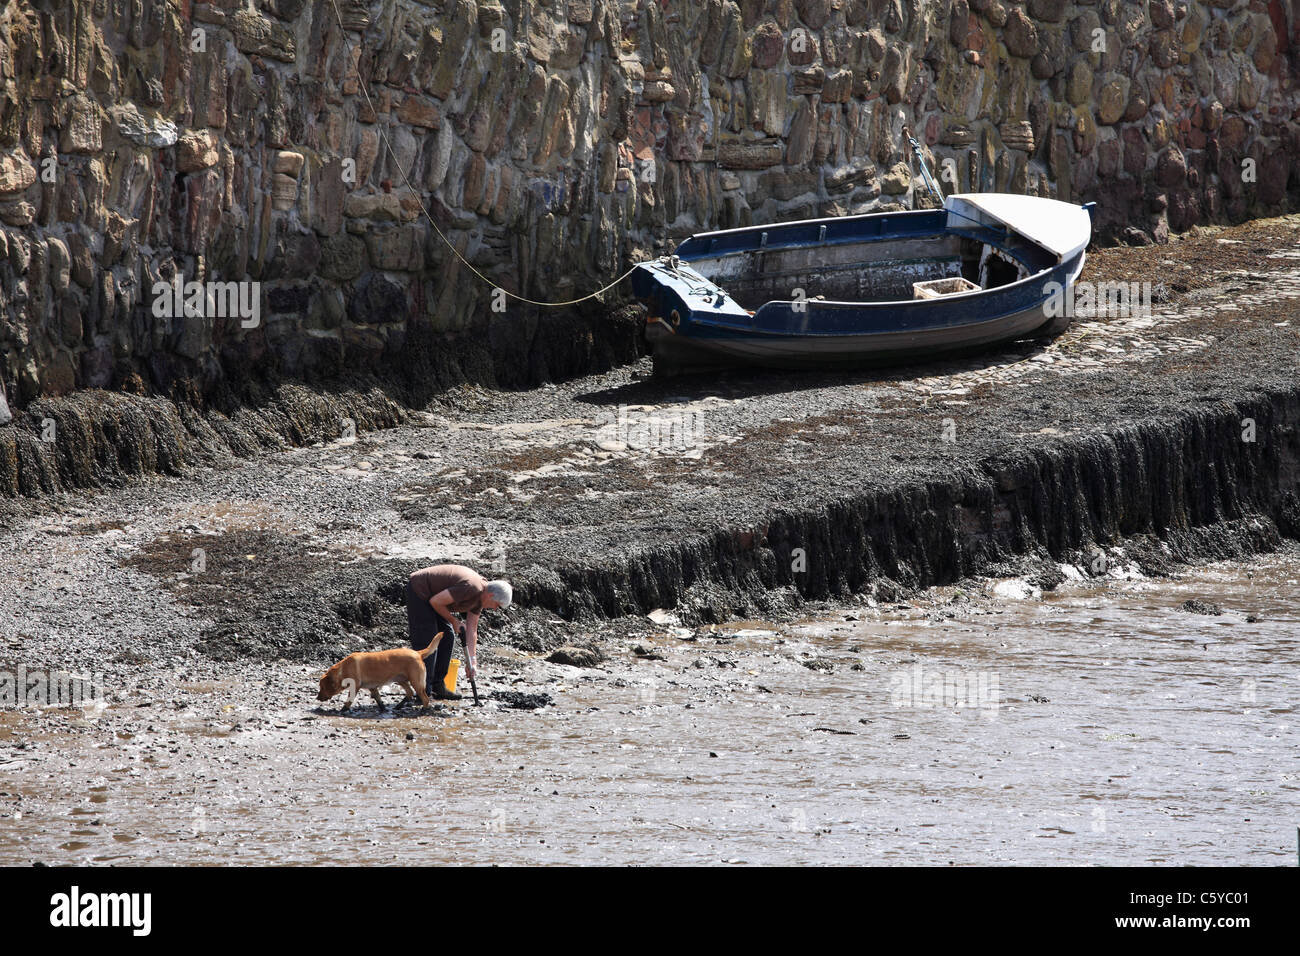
xmin=630 ymin=193 xmax=1095 ymax=373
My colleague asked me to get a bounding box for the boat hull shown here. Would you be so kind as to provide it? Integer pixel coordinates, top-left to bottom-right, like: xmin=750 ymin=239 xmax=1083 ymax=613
xmin=632 ymin=195 xmax=1093 ymax=375
xmin=644 ymin=250 xmax=1084 ymax=373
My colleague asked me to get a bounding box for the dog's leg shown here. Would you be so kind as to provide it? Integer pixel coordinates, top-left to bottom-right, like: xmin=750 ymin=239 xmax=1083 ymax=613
xmin=414 ymin=664 xmax=432 ymax=708
xmin=343 ymin=684 xmax=357 ymax=711
xmin=370 ymin=688 xmax=385 ymax=710
xmin=396 ymin=680 xmax=416 ymax=707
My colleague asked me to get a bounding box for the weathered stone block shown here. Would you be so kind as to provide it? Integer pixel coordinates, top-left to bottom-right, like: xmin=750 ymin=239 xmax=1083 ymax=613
xmin=343 ymin=193 xmax=403 ymax=222
xmin=822 ymin=69 xmax=853 ymax=103
xmin=1155 ymin=147 xmax=1187 ymax=187
xmin=0 ymin=200 xmax=36 ymax=226
xmin=274 ymin=151 xmax=305 ymax=177
xmin=396 ymin=96 xmax=441 ymax=130
xmin=349 ymin=271 xmax=408 ymax=323
xmin=642 ymin=80 xmax=676 ymax=103
xmin=177 ymin=131 xmax=220 ymax=172
xmin=718 ymin=142 xmax=784 ymax=169
xmin=272 ymin=173 xmax=299 ymax=211
xmin=752 ymin=22 xmax=785 ymax=69
xmin=112 ymin=104 xmax=179 ymax=148
xmin=1150 ymin=29 xmax=1180 ymax=69
xmin=0 ymin=147 xmax=37 ymax=195
xmin=1004 ymin=9 xmax=1039 ymax=58
xmin=1000 ymin=121 xmax=1035 ymax=153
xmin=319 ymin=233 xmax=367 ymax=282
xmin=1027 ymin=0 xmax=1068 ymax=23
xmin=68 ymin=232 xmax=94 ymax=288
xmin=569 ymin=0 xmax=594 ymax=26
xmin=365 ymin=224 xmax=426 ymax=272
xmin=793 ymin=67 xmax=825 ymax=95
xmin=60 ymin=95 xmax=103 ymax=154
xmin=881 ymin=162 xmax=912 ymax=194
xmin=231 ymin=10 xmax=296 ymax=62
xmin=1096 ymin=76 xmax=1130 ymax=125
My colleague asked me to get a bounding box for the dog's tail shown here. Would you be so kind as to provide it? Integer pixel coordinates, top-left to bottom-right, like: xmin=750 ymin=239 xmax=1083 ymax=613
xmin=418 ymin=635 xmax=443 ymax=660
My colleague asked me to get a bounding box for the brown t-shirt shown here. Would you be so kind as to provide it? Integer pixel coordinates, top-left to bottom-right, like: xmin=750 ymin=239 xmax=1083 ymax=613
xmin=410 ymin=564 xmax=487 ymax=613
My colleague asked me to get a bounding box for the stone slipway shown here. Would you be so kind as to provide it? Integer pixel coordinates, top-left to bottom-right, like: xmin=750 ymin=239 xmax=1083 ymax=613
xmin=1 ymin=215 xmax=1299 ymax=665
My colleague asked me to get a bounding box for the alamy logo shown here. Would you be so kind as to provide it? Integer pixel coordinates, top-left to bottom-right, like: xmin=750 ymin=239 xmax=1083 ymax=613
xmin=0 ymin=666 xmax=104 ymax=707
xmin=594 ymin=405 xmax=706 ymax=452
xmin=1043 ymin=280 xmax=1153 ymax=319
xmin=150 ymin=277 xmax=261 ymax=328
xmin=49 ymin=886 xmax=151 ymax=936
xmin=889 ymin=663 xmax=1000 ymax=716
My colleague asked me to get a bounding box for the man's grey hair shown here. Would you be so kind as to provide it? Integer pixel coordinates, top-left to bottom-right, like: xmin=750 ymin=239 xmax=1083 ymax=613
xmin=486 ymin=580 xmax=512 ymax=609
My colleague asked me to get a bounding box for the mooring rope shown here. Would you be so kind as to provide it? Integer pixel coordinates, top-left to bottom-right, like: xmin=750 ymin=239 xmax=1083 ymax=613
xmin=902 ymin=126 xmax=944 ymax=206
xmin=323 ymin=0 xmax=640 ymax=307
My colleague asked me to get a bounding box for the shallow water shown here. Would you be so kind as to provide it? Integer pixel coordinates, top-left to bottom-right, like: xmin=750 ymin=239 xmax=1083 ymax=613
xmin=1 ymin=552 xmax=1296 ymax=865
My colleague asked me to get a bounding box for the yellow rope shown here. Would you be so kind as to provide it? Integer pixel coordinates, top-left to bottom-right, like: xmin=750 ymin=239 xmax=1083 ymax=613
xmin=323 ymin=0 xmax=640 ymax=307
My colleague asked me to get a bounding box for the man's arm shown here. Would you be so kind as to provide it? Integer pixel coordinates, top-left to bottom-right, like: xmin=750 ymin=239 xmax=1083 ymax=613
xmin=429 ymin=590 xmax=462 ymax=633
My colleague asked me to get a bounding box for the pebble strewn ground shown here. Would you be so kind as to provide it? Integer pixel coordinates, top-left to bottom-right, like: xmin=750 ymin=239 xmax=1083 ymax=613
xmin=1 ymin=215 xmax=1299 ymax=864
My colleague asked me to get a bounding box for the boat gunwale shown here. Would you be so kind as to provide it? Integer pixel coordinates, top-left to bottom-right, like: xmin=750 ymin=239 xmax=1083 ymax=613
xmin=634 ymin=228 xmax=1069 ymax=324
xmin=686 ymin=252 xmax=1085 ymax=338
xmin=674 ymin=207 xmax=944 ymax=250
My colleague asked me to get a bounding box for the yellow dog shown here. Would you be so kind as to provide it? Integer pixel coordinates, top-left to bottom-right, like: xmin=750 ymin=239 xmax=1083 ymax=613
xmin=317 ymin=642 xmax=441 ymax=711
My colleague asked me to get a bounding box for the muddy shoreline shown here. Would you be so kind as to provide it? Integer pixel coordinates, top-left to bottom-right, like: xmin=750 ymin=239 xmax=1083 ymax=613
xmin=2 ymin=216 xmax=1299 ymax=671
xmin=1 ymin=547 xmax=1296 ymax=866
xmin=2 ymin=216 xmax=1299 ymax=865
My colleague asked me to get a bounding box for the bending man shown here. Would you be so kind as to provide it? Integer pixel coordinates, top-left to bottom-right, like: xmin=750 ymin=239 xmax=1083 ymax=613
xmin=407 ymin=563 xmax=512 ymax=701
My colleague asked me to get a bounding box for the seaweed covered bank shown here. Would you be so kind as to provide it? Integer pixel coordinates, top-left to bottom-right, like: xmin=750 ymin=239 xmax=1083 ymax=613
xmin=1 ymin=215 xmax=1299 ymax=866
xmin=1 ymin=214 xmax=1298 ymax=667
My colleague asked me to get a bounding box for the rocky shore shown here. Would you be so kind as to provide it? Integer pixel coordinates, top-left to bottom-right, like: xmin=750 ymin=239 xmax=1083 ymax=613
xmin=4 ymin=0 xmax=1300 ymax=869
xmin=2 ymin=212 xmax=1299 ymax=867
xmin=1 ymin=213 xmax=1298 ymax=673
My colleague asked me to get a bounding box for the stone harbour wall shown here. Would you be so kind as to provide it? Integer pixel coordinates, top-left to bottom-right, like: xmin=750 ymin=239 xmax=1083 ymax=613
xmin=0 ymin=0 xmax=1296 ymax=414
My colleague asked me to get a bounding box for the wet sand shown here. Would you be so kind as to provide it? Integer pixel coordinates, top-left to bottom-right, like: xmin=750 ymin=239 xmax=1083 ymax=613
xmin=1 ymin=548 xmax=1295 ymax=866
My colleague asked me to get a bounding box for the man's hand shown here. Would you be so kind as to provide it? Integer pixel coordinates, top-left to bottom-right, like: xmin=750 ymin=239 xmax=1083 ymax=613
xmin=466 ymin=656 xmax=478 ymax=680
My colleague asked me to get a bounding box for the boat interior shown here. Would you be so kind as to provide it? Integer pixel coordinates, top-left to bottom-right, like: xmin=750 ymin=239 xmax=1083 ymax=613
xmin=674 ymin=209 xmax=1059 ymax=311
